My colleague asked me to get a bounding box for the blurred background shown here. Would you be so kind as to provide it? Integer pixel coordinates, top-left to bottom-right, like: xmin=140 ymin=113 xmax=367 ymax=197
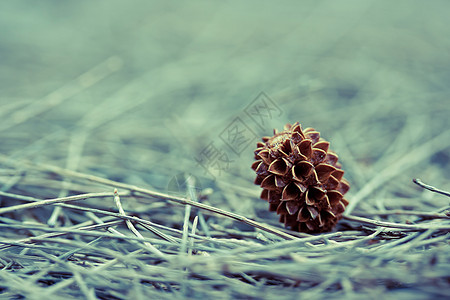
xmin=1 ymin=0 xmax=449 ymax=219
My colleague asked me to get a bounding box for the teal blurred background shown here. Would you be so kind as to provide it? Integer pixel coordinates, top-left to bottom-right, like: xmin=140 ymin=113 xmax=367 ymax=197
xmin=1 ymin=1 xmax=449 ymax=212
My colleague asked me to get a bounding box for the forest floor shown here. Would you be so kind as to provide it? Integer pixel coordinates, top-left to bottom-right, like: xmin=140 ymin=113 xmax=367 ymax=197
xmin=0 ymin=1 xmax=449 ymax=299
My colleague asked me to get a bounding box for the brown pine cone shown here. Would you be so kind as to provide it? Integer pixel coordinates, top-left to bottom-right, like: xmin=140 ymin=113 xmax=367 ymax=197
xmin=252 ymin=122 xmax=350 ymax=233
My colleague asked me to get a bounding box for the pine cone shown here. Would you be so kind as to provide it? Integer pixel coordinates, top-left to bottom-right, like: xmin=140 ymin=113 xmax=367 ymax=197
xmin=252 ymin=122 xmax=350 ymax=233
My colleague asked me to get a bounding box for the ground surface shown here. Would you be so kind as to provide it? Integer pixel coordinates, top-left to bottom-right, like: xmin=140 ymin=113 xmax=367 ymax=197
xmin=0 ymin=1 xmax=449 ymax=299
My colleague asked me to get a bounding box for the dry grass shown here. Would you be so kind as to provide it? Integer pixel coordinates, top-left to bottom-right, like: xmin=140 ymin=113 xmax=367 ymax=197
xmin=1 ymin=1 xmax=450 ymax=299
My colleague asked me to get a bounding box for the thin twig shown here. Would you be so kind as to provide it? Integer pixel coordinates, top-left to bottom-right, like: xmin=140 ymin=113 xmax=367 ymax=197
xmin=343 ymin=215 xmax=450 ymax=231
xmin=0 ymin=218 xmax=120 ymax=251
xmin=0 ymin=155 xmax=298 ymax=240
xmin=355 ymin=210 xmax=449 ymax=219
xmin=344 ymin=128 xmax=450 ymax=215
xmin=0 ymin=190 xmax=239 ymax=246
xmin=0 ymin=223 xmax=167 ymax=245
xmin=179 ymin=176 xmax=194 ymax=254
xmin=113 ymin=189 xmax=165 ymax=258
xmin=0 ymin=190 xmax=129 ymax=215
xmin=413 ymin=178 xmax=450 ymax=198
xmin=189 ymin=216 xmax=199 ymax=256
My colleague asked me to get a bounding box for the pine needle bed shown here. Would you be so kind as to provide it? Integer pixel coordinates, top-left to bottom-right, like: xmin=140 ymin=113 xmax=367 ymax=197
xmin=1 ymin=2 xmax=449 ymax=299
